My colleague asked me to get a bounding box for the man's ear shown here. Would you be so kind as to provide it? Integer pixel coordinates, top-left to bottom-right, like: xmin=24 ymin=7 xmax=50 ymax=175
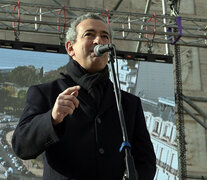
xmin=65 ymin=41 xmax=75 ymax=57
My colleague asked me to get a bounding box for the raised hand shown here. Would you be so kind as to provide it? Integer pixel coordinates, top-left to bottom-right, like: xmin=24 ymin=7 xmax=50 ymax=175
xmin=52 ymin=85 xmax=81 ymax=125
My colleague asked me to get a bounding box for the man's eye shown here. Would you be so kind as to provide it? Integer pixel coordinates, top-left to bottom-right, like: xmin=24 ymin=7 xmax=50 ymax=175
xmin=102 ymin=35 xmax=109 ymax=39
xmin=85 ymin=33 xmax=93 ymax=37
xmin=102 ymin=35 xmax=110 ymax=40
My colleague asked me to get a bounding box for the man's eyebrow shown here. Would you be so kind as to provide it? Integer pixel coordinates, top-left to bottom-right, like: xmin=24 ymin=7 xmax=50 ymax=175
xmin=84 ymin=29 xmax=110 ymax=35
xmin=101 ymin=30 xmax=110 ymax=35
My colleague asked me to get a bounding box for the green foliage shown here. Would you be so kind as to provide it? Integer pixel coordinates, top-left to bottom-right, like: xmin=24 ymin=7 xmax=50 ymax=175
xmin=40 ymin=64 xmax=67 ymax=83
xmin=39 ymin=67 xmax=44 ymax=80
xmin=0 ymin=87 xmax=26 ymax=116
xmin=8 ymin=65 xmax=39 ymax=86
xmin=18 ymin=90 xmax=27 ymax=99
xmin=0 ymin=72 xmax=9 ymax=83
xmin=0 ymin=64 xmax=67 ymax=115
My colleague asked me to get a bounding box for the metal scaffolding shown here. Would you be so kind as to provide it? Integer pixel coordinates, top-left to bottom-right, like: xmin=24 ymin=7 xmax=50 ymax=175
xmin=0 ymin=0 xmax=206 ymax=48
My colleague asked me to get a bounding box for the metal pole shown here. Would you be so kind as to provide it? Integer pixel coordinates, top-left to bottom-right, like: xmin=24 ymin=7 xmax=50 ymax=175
xmin=183 ymin=106 xmax=207 ymax=130
xmin=113 ymin=0 xmax=124 ymax=11
xmin=186 ymin=175 xmax=207 ymax=179
xmin=186 ymin=96 xmax=207 ymax=102
xmin=182 ymin=95 xmax=207 ymax=120
xmin=135 ymin=0 xmax=151 ymax=52
xmin=161 ymin=0 xmax=170 ymax=55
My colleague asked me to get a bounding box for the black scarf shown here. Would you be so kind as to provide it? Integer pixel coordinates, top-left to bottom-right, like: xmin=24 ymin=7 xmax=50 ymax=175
xmin=66 ymin=58 xmax=109 ymax=107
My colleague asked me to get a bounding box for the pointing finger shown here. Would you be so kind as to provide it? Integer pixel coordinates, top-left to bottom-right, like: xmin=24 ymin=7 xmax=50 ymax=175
xmin=71 ymin=90 xmax=79 ymax=97
xmin=61 ymin=85 xmax=80 ymax=95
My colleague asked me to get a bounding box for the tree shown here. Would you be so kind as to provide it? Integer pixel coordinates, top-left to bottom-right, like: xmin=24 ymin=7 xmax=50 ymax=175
xmin=8 ymin=66 xmax=39 ymax=87
xmin=40 ymin=65 xmax=66 ymax=83
xmin=39 ymin=66 xmax=44 ymax=80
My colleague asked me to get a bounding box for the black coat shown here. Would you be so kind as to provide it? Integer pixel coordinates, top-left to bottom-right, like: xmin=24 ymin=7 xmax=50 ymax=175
xmin=12 ymin=76 xmax=156 ymax=180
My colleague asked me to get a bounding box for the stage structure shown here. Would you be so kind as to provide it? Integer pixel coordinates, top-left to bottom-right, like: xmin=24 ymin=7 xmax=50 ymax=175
xmin=0 ymin=0 xmax=207 ymax=180
xmin=0 ymin=0 xmax=206 ymax=48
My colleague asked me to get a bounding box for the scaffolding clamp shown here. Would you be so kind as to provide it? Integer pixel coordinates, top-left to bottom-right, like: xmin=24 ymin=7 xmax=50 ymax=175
xmin=171 ymin=16 xmax=182 ymax=45
xmin=169 ymin=4 xmax=182 ymax=45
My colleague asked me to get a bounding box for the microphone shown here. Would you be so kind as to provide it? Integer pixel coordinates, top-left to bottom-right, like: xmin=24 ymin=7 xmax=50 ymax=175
xmin=94 ymin=44 xmax=114 ymax=56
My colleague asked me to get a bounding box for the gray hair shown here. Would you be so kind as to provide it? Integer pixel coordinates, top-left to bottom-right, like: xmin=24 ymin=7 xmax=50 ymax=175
xmin=65 ymin=13 xmax=113 ymax=43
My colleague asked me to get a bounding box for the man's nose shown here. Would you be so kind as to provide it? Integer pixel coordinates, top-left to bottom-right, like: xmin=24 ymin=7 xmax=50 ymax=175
xmin=93 ymin=36 xmax=103 ymax=45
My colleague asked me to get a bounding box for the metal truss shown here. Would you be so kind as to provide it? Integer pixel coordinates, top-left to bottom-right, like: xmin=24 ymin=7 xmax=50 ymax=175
xmin=182 ymin=95 xmax=207 ymax=130
xmin=0 ymin=39 xmax=173 ymax=64
xmin=0 ymin=0 xmax=207 ymax=48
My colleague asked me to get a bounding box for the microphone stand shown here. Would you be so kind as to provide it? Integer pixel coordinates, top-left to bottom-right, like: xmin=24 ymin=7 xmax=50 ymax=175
xmin=108 ymin=46 xmax=138 ymax=180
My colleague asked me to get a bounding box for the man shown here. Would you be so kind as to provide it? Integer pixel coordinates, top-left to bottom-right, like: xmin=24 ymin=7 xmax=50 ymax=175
xmin=12 ymin=13 xmax=156 ymax=180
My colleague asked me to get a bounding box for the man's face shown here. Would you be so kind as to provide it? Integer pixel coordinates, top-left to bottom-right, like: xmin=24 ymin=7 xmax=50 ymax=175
xmin=66 ymin=18 xmax=111 ymax=73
